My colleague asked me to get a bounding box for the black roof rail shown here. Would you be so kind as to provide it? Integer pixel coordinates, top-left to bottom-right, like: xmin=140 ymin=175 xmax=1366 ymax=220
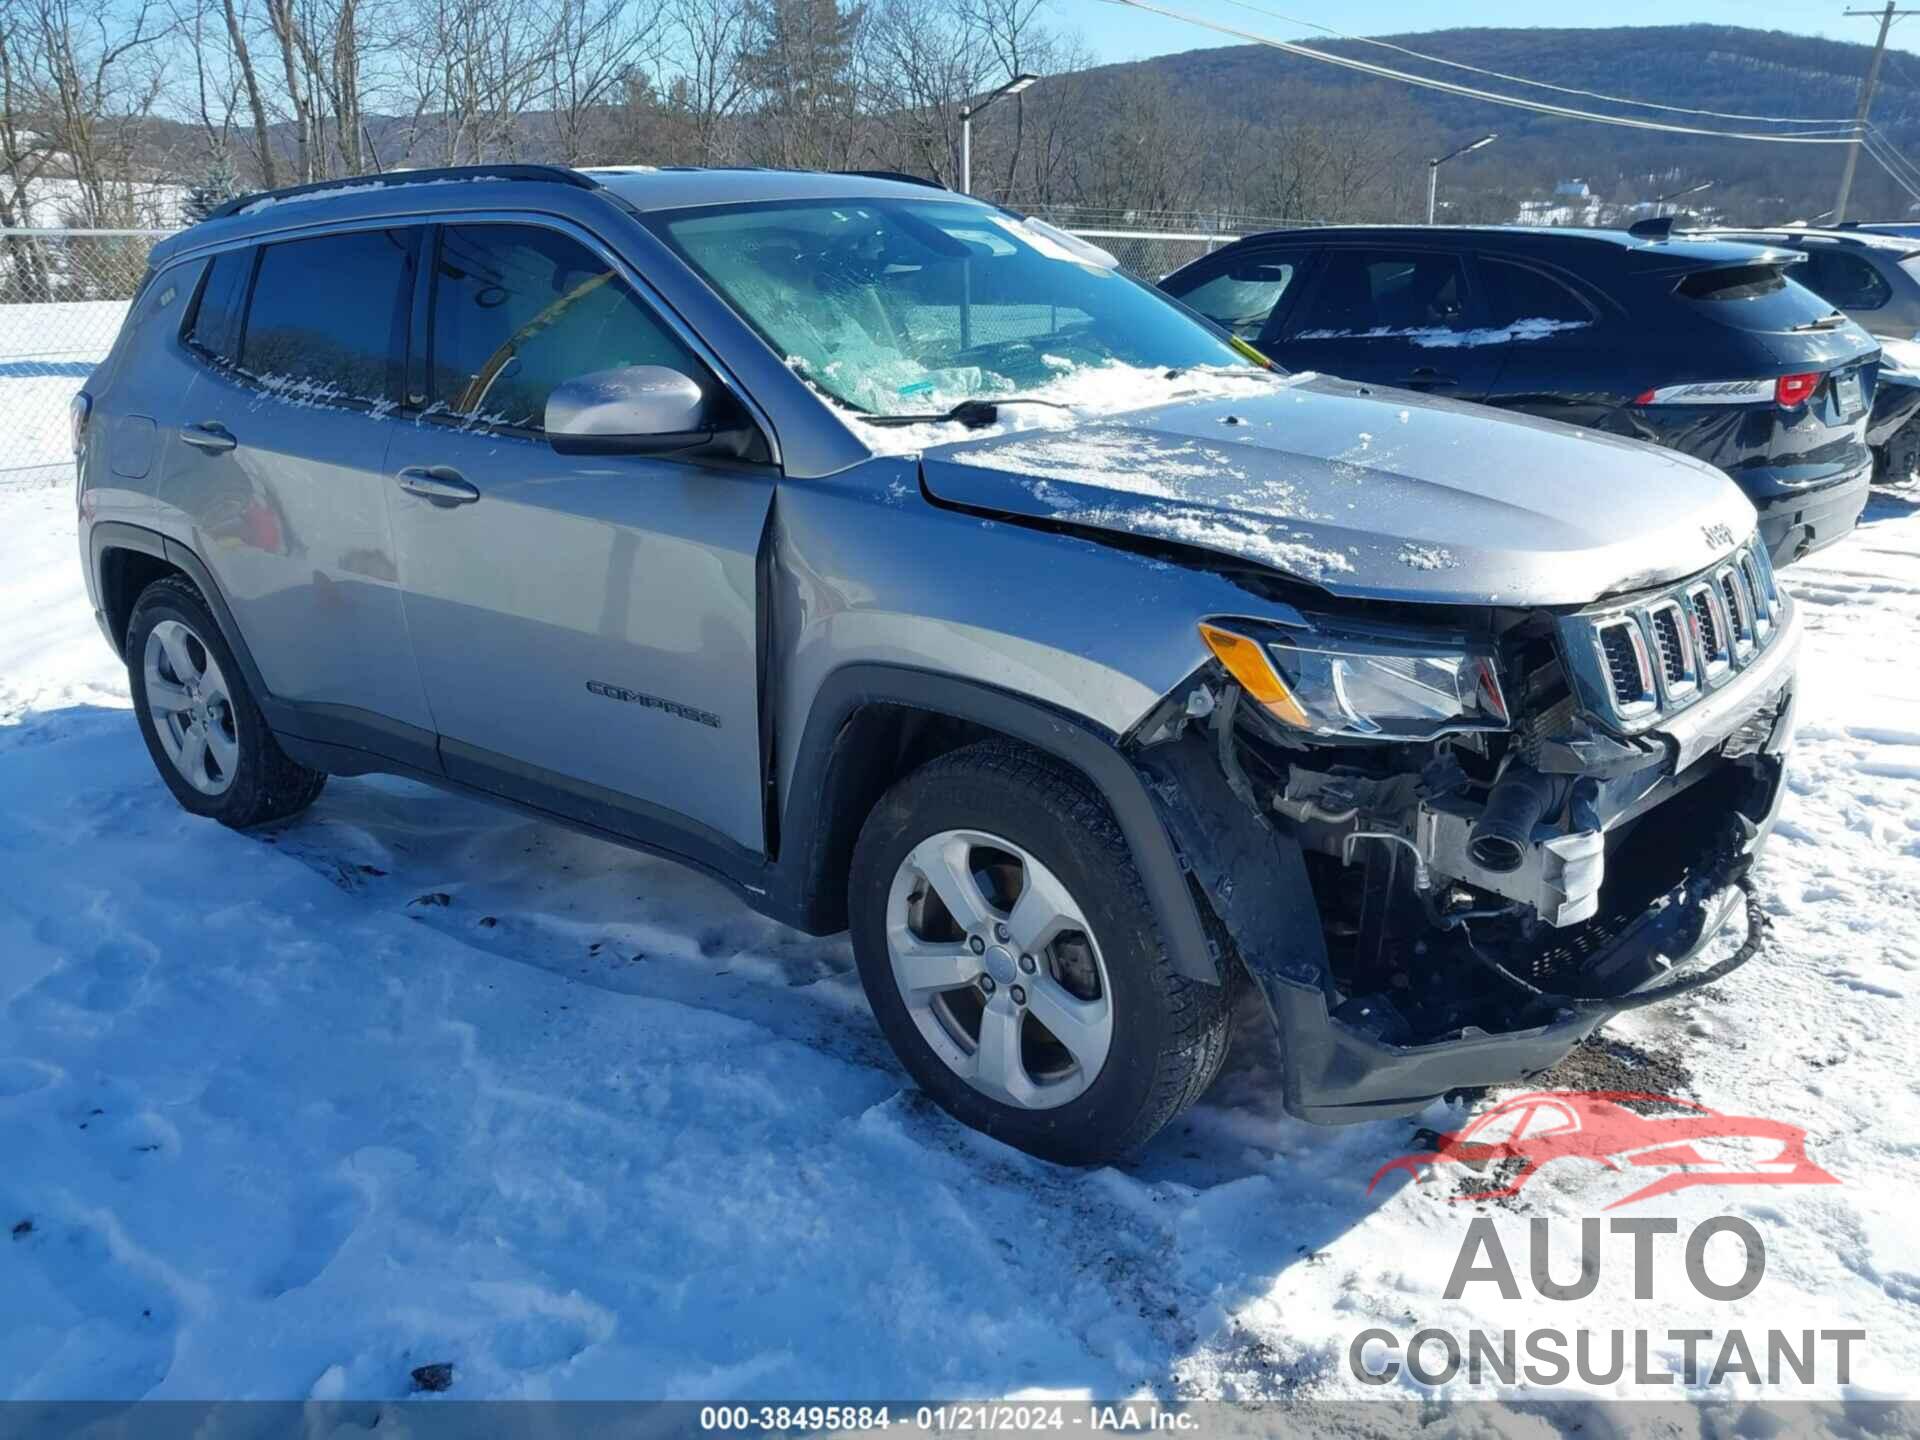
xmin=208 ymin=163 xmax=596 ymax=221
xmin=1626 ymin=215 xmax=1675 ymax=241
xmin=834 ymin=169 xmax=948 ymax=191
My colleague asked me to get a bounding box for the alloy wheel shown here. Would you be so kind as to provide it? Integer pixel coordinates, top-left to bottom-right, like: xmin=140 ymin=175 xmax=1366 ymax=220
xmin=885 ymin=828 xmax=1114 ymax=1110
xmin=142 ymin=619 xmax=240 ymax=796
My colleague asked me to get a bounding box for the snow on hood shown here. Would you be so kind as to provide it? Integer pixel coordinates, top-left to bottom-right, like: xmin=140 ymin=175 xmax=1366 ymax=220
xmin=918 ymin=374 xmax=1759 ymax=606
xmin=836 ymin=361 xmax=1298 ymax=456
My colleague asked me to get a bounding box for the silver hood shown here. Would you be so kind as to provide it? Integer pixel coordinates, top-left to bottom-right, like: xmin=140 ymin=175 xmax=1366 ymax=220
xmin=919 ymin=376 xmax=1758 ymax=606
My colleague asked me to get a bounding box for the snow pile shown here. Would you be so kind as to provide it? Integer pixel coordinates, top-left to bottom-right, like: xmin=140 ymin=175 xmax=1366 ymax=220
xmin=1398 ymin=542 xmax=1460 ymax=571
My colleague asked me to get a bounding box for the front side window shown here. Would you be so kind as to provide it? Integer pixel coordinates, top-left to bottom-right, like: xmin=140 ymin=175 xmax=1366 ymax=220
xmin=1171 ymin=258 xmax=1300 ymax=338
xmin=240 ymin=228 xmax=415 ymax=402
xmin=650 ymin=198 xmax=1256 ymax=417
xmin=1294 ymin=250 xmax=1472 ymax=338
xmin=427 ymin=223 xmax=702 ymax=429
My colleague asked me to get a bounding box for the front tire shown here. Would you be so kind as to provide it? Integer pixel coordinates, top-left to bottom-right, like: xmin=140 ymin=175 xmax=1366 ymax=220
xmin=127 ymin=575 xmax=326 ymax=829
xmin=849 ymin=741 xmax=1232 ymax=1165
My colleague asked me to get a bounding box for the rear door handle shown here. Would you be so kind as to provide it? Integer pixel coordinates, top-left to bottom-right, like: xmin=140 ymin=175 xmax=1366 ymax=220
xmin=396 ymin=465 xmax=480 ymax=507
xmin=179 ymin=422 xmax=236 ymax=453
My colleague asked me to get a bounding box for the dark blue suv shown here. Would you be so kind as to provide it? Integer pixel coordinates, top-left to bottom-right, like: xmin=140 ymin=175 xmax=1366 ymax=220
xmin=1161 ymin=224 xmax=1881 ymax=566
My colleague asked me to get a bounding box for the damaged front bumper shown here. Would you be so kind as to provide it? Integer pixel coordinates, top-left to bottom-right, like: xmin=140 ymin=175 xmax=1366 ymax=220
xmin=1265 ymin=860 xmax=1767 ymax=1124
xmin=1141 ymin=580 xmax=1801 ymax=1126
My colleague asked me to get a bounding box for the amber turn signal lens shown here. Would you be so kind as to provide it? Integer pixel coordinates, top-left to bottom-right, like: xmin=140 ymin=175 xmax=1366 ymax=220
xmin=1198 ymin=623 xmax=1310 ymax=729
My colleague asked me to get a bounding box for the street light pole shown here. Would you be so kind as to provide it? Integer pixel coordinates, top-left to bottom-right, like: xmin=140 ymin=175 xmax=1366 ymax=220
xmin=959 ymin=72 xmax=1040 ymax=196
xmin=1425 ymin=133 xmax=1498 ymax=224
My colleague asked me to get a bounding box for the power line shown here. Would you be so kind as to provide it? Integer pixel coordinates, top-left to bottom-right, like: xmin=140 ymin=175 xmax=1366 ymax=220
xmin=1866 ymin=122 xmax=1920 ymax=185
xmin=1209 ymin=0 xmax=1860 ymax=127
xmin=1862 ymin=125 xmax=1920 ymax=199
xmin=1834 ymin=4 xmax=1920 ymax=221
xmin=1100 ymin=0 xmax=1864 ymax=142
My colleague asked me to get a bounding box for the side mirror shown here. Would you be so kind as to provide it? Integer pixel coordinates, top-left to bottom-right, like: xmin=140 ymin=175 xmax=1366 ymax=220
xmin=545 ymin=365 xmax=714 ymax=456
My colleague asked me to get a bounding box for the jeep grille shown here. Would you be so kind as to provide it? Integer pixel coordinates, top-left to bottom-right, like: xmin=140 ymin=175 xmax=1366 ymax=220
xmin=1558 ymin=535 xmax=1783 ymax=731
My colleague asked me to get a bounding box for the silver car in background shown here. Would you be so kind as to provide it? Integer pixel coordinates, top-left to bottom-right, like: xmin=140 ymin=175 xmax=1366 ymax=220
xmin=74 ymin=165 xmax=1798 ymax=1163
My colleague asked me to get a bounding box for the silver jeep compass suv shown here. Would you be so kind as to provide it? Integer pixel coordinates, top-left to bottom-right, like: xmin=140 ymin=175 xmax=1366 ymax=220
xmin=75 ymin=165 xmax=1799 ymax=1163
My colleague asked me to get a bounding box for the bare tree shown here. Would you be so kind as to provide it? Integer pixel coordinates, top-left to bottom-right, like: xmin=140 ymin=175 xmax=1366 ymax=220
xmin=547 ymin=0 xmax=661 ymax=164
xmin=860 ymin=0 xmax=985 ymax=185
xmin=219 ymin=0 xmax=278 ymax=184
xmin=648 ymin=0 xmax=749 ymax=164
xmin=14 ymin=0 xmax=173 ymax=224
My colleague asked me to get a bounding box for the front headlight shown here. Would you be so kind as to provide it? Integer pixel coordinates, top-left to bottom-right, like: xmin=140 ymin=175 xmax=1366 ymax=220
xmin=1199 ymin=621 xmax=1509 ymax=741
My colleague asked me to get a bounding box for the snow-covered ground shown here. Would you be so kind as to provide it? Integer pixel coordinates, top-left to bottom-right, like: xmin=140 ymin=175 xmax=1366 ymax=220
xmin=4 ymin=445 xmax=1920 ymax=1413
xmin=0 ymin=301 xmax=132 ymax=478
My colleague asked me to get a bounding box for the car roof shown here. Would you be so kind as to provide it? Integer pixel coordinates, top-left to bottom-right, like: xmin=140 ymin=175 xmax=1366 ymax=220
xmin=151 ymin=162 xmax=968 ymax=268
xmin=1207 ymin=224 xmax=1799 ymax=267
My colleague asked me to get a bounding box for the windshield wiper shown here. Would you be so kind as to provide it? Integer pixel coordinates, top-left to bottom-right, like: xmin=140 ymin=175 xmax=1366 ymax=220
xmin=1791 ymin=311 xmax=1848 ymax=332
xmin=862 ymin=396 xmax=1073 ymax=429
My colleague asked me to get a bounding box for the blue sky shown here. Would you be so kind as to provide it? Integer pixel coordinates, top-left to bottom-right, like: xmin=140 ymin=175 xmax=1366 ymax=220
xmin=1050 ymin=0 xmax=1920 ymax=66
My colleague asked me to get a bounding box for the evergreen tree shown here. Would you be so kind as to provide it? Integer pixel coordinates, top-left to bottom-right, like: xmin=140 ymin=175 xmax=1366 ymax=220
xmin=183 ymin=153 xmax=241 ymax=224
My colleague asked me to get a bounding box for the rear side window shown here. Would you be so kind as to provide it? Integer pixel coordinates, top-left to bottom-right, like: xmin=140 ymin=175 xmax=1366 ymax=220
xmin=185 ymin=248 xmax=253 ymax=364
xmin=1294 ymin=250 xmax=1471 ymax=336
xmin=427 ymin=223 xmax=701 ymax=430
xmin=240 ymin=228 xmax=415 ymax=402
xmin=1795 ymin=248 xmax=1892 ymax=311
xmin=1171 ymin=259 xmax=1300 ymax=338
xmin=1674 ymin=261 xmax=1840 ymax=332
xmin=1480 ymin=259 xmax=1594 ymax=328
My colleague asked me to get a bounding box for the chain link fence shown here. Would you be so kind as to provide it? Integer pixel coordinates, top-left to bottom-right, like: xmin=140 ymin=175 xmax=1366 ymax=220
xmin=1069 ymin=229 xmax=1242 ymax=279
xmin=0 ymin=216 xmax=1284 ymax=481
xmin=1 ymin=228 xmax=165 ymax=484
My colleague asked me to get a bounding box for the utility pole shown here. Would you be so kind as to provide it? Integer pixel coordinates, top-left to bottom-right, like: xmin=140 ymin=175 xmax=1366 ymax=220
xmin=1836 ymin=4 xmax=1920 ymax=223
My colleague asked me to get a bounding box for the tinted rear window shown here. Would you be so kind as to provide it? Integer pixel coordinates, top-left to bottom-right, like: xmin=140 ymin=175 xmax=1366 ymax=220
xmin=1294 ymin=250 xmax=1472 ymax=335
xmin=1674 ymin=262 xmax=1839 ymax=332
xmin=240 ymin=228 xmax=415 ymax=401
xmin=186 ymin=248 xmax=252 ymax=364
xmin=1796 ymin=248 xmax=1893 ymax=310
xmin=1482 ymin=259 xmax=1593 ymax=327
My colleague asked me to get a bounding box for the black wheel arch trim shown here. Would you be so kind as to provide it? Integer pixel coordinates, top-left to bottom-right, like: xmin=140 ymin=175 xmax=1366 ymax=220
xmin=91 ymin=522 xmax=270 ymax=694
xmin=776 ymin=663 xmax=1225 ymax=985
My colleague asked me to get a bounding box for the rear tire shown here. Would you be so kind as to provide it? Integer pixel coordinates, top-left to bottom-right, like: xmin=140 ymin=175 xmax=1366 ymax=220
xmin=127 ymin=575 xmax=326 ymax=829
xmin=848 ymin=740 xmax=1232 ymax=1165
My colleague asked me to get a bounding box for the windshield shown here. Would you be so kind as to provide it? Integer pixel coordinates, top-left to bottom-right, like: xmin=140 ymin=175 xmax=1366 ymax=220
xmin=649 ymin=197 xmax=1257 ymax=417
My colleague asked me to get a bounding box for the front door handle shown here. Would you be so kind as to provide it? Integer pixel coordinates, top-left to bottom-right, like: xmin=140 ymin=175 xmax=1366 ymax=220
xmin=397 ymin=465 xmax=480 ymax=507
xmin=1400 ymin=368 xmax=1458 ymax=390
xmin=179 ymin=422 xmax=237 ymax=453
